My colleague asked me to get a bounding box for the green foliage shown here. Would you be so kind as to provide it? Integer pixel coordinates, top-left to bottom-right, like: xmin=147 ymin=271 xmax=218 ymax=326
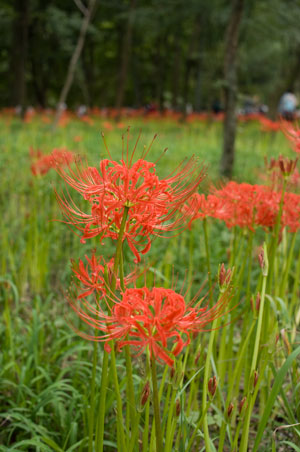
xmin=0 ymin=117 xmax=299 ymax=450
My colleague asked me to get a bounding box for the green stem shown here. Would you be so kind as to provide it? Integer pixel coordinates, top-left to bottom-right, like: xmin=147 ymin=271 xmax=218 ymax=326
xmin=218 ymin=322 xmax=255 ymax=452
xmin=151 ymin=356 xmax=163 ymax=452
xmin=142 ymin=399 xmax=150 ymax=452
xmin=111 ymin=205 xmax=130 ymax=294
xmin=290 ymin=247 xmax=300 ymax=316
xmin=88 ymin=341 xmax=98 ymax=452
xmin=110 ymin=344 xmax=127 ymax=450
xmin=202 ymin=218 xmax=213 ymax=302
xmin=239 ymin=269 xmax=268 ymax=452
xmin=279 ymin=232 xmax=296 ymax=298
xmin=202 ymin=316 xmax=219 ymax=452
xmin=124 ymin=344 xmax=136 ymax=432
xmin=246 ymin=229 xmax=254 ymax=302
xmin=95 ymin=349 xmax=109 ymax=452
xmin=267 ymin=177 xmax=287 ymax=293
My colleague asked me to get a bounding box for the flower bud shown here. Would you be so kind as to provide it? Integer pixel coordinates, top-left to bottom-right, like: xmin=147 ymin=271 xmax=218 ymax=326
xmin=238 ymin=396 xmax=247 ymax=416
xmin=170 ymin=367 xmax=175 ymax=379
xmin=141 ymin=381 xmax=150 ymax=407
xmin=255 ymin=293 xmax=261 ymax=312
xmin=253 ymin=370 xmax=258 ymax=388
xmin=227 ymin=402 xmax=234 ymax=418
xmin=208 ymin=376 xmax=218 ymax=398
xmin=278 ymin=155 xmax=298 ymax=177
xmin=258 ymin=243 xmax=268 ymax=276
xmin=280 ymin=328 xmax=291 ymax=355
xmin=218 ymin=264 xmax=234 ymax=292
xmin=195 ymin=350 xmax=201 ymax=365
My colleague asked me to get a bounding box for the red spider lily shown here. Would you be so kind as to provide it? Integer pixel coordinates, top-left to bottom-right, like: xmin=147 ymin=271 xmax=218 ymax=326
xmin=183 ymin=193 xmax=224 ymax=227
xmin=30 ymin=147 xmax=75 ymax=176
xmin=68 ymin=285 xmax=233 ymax=367
xmin=281 ymin=192 xmax=300 ymax=233
xmin=184 ymin=181 xmax=300 ymax=233
xmin=259 ymin=116 xmax=280 ymax=132
xmin=281 ymin=121 xmax=300 ymax=154
xmin=55 ymin=134 xmax=205 ymax=262
xmin=71 ymin=253 xmax=137 ymax=298
xmin=212 ymin=182 xmax=276 ymax=230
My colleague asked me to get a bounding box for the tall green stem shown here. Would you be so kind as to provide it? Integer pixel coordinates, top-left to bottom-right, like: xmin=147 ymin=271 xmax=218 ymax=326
xmin=267 ymin=178 xmax=287 ymax=293
xmin=202 ymin=218 xmax=213 ymax=302
xmin=239 ymin=246 xmax=268 ymax=452
xmin=95 ymin=350 xmax=109 ymax=452
xmin=111 ymin=205 xmax=130 ymax=294
xmin=111 ymin=345 xmax=127 ymax=450
xmin=202 ymin=313 xmax=219 ymax=451
xmin=88 ymin=342 xmax=98 ymax=452
xmin=151 ymin=356 xmax=163 ymax=452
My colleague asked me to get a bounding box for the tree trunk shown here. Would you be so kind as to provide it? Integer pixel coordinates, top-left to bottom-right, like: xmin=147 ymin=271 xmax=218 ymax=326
xmin=220 ymin=0 xmax=244 ymax=179
xmin=10 ymin=0 xmax=29 ymax=115
xmin=115 ymin=0 xmax=137 ymax=117
xmin=171 ymin=37 xmax=182 ymax=110
xmin=181 ymin=19 xmax=201 ymax=119
xmin=53 ymin=0 xmax=97 ymax=126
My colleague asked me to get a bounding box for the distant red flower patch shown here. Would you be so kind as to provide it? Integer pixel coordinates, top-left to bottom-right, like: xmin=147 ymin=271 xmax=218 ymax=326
xmin=30 ymin=147 xmax=75 ymax=176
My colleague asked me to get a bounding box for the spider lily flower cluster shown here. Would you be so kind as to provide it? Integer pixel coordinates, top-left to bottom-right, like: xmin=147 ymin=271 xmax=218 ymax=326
xmin=55 ymin=134 xmax=205 ymax=262
xmin=68 ymin=284 xmax=233 ymax=367
xmin=55 ymin=132 xmax=234 ymax=367
xmin=185 ymin=179 xmax=300 ymax=232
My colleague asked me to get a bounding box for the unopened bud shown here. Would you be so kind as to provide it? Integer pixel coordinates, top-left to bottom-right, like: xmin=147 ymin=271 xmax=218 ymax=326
xmin=170 ymin=367 xmax=175 ymax=379
xmin=208 ymin=376 xmax=218 ymax=398
xmin=140 ymin=381 xmax=150 ymax=406
xmin=255 ymin=293 xmax=261 ymax=312
xmin=195 ymin=350 xmax=201 ymax=365
xmin=253 ymin=370 xmax=258 ymax=388
xmin=238 ymin=396 xmax=247 ymax=416
xmin=280 ymin=328 xmax=291 ymax=355
xmin=258 ymin=249 xmax=264 ymax=270
xmin=278 ymin=155 xmax=298 ymax=177
xmin=227 ymin=402 xmax=234 ymax=418
xmin=176 ymin=399 xmax=180 ymax=416
xmin=218 ymin=263 xmax=233 ymax=292
xmin=258 ymin=243 xmax=268 ymax=276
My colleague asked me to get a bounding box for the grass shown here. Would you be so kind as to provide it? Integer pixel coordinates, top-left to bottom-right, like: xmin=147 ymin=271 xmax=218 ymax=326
xmin=0 ymin=113 xmax=299 ymax=451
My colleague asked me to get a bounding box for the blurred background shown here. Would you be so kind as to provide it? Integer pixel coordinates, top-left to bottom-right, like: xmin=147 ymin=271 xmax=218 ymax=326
xmin=1 ymin=0 xmax=300 ymax=116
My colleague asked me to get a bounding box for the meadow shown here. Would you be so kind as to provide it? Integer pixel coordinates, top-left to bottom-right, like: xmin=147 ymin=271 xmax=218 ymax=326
xmin=0 ymin=111 xmax=299 ymax=452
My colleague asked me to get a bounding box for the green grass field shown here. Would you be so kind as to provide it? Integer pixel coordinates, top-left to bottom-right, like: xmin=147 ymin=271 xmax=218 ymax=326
xmin=1 ymin=115 xmax=299 ymax=452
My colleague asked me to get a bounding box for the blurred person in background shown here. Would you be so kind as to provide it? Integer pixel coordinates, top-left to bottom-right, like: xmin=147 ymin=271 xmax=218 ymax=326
xmin=278 ymin=89 xmax=298 ymax=120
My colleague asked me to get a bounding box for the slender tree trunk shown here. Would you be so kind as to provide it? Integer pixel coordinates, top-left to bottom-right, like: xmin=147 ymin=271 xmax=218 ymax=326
xmin=53 ymin=0 xmax=97 ymax=126
xmin=181 ymin=19 xmax=201 ymax=119
xmin=194 ymin=57 xmax=202 ymax=111
xmin=82 ymin=36 xmax=95 ymax=106
xmin=220 ymin=0 xmax=244 ymax=178
xmin=131 ymin=43 xmax=142 ymax=107
xmin=115 ymin=0 xmax=136 ymax=117
xmin=171 ymin=37 xmax=182 ymax=110
xmin=10 ymin=0 xmax=29 ymax=116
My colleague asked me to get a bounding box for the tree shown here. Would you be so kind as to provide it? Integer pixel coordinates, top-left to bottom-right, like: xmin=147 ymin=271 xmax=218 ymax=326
xmin=54 ymin=0 xmax=97 ymax=126
xmin=10 ymin=0 xmax=30 ymax=115
xmin=220 ymin=0 xmax=244 ymax=179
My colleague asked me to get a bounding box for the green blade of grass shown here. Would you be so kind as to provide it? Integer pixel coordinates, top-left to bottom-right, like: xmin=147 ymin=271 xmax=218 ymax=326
xmin=253 ymin=345 xmax=300 ymax=452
